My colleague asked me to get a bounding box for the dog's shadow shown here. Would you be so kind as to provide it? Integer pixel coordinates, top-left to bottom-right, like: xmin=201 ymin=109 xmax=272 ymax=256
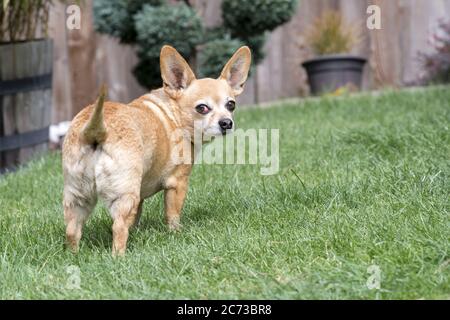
xmin=80 ymin=203 xmax=216 ymax=251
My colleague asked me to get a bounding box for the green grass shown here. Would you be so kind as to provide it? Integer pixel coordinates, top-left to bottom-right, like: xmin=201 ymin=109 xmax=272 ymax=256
xmin=0 ymin=87 xmax=449 ymax=299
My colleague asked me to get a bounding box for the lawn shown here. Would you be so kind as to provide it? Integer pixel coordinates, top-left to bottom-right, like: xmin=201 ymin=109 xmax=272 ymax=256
xmin=0 ymin=86 xmax=449 ymax=299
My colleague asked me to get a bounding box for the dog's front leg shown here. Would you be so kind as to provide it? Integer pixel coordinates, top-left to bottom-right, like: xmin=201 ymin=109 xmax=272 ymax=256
xmin=164 ymin=179 xmax=188 ymax=231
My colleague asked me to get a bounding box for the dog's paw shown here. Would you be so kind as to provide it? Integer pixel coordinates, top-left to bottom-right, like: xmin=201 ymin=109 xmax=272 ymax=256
xmin=65 ymin=241 xmax=79 ymax=254
xmin=167 ymin=217 xmax=182 ymax=232
xmin=112 ymin=247 xmax=126 ymax=257
xmin=66 ymin=246 xmax=79 ymax=254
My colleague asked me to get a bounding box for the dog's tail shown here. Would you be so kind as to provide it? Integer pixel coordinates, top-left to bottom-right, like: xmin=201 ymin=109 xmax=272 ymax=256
xmin=82 ymin=85 xmax=107 ymax=146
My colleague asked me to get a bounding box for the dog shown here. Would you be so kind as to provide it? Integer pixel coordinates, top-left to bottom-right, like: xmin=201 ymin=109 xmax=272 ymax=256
xmin=62 ymin=45 xmax=251 ymax=255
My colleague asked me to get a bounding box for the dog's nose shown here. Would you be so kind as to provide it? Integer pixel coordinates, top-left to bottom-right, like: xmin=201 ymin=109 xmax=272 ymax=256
xmin=219 ymin=118 xmax=233 ymax=131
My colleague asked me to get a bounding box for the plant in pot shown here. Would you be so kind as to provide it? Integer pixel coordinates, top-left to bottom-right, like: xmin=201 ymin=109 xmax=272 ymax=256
xmin=0 ymin=0 xmax=60 ymax=172
xmin=301 ymin=10 xmax=366 ymax=95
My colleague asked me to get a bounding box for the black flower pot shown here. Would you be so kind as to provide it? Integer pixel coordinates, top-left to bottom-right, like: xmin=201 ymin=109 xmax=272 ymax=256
xmin=302 ymin=54 xmax=367 ymax=95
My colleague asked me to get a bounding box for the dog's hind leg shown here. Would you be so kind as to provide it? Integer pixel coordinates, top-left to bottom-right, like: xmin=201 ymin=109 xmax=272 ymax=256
xmin=110 ymin=193 xmax=140 ymax=256
xmin=64 ymin=199 xmax=96 ymax=253
xmin=95 ymin=146 xmax=143 ymax=255
xmin=63 ymin=154 xmax=97 ymax=253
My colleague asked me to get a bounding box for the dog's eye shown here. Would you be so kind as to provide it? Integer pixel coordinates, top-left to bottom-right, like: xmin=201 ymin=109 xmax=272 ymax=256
xmin=226 ymin=100 xmax=236 ymax=112
xmin=195 ymin=104 xmax=210 ymax=115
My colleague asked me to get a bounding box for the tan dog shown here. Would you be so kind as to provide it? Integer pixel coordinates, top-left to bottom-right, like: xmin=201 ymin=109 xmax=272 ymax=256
xmin=62 ymin=45 xmax=251 ymax=255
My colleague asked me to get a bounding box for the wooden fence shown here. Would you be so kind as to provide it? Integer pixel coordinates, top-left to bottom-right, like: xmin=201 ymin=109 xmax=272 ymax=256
xmin=48 ymin=0 xmax=450 ymax=123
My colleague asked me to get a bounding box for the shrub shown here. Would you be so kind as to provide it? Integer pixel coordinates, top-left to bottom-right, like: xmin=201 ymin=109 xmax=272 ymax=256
xmin=93 ymin=0 xmax=298 ymax=89
xmin=132 ymin=56 xmax=162 ymax=89
xmin=199 ymin=30 xmax=266 ymax=76
xmin=94 ymin=1 xmax=203 ymax=89
xmin=198 ymin=38 xmax=245 ymax=78
xmin=222 ymin=0 xmax=298 ymax=37
xmin=215 ymin=0 xmax=296 ymax=71
xmin=245 ymin=33 xmax=267 ymax=65
xmin=304 ymin=10 xmax=361 ymax=56
xmin=134 ymin=3 xmax=203 ymax=59
xmin=418 ymin=19 xmax=450 ymax=84
xmin=93 ymin=0 xmax=163 ymax=44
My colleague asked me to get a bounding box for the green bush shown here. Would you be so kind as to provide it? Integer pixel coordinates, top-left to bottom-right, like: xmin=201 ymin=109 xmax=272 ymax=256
xmin=94 ymin=0 xmax=298 ymax=89
xmin=93 ymin=0 xmax=164 ymax=44
xmin=198 ymin=38 xmax=245 ymax=78
xmin=205 ymin=0 xmax=297 ymax=74
xmin=222 ymin=0 xmax=298 ymax=37
xmin=198 ymin=33 xmax=266 ymax=79
xmin=134 ymin=3 xmax=203 ymax=59
xmin=245 ymin=33 xmax=267 ymax=65
xmin=133 ymin=56 xmax=162 ymax=89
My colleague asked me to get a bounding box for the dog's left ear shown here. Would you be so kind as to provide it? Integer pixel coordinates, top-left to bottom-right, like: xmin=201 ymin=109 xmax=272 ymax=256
xmin=219 ymin=46 xmax=252 ymax=96
xmin=160 ymin=45 xmax=196 ymax=99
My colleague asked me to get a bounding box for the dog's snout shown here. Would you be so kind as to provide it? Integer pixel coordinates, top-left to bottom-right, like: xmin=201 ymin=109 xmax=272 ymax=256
xmin=219 ymin=118 xmax=233 ymax=131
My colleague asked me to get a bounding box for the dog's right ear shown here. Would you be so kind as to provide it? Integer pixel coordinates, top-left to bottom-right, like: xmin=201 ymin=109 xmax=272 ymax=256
xmin=160 ymin=45 xmax=196 ymax=99
xmin=219 ymin=46 xmax=251 ymax=96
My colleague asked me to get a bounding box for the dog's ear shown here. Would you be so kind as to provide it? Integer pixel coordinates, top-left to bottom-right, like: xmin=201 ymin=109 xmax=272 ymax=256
xmin=219 ymin=46 xmax=252 ymax=96
xmin=160 ymin=45 xmax=196 ymax=99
